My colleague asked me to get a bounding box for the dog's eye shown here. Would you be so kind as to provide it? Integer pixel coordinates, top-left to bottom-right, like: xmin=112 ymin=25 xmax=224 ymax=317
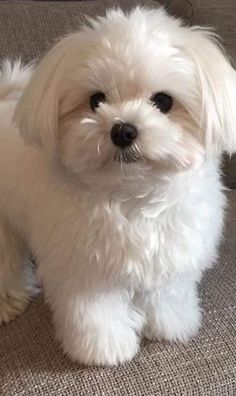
xmin=90 ymin=92 xmax=106 ymax=111
xmin=151 ymin=92 xmax=173 ymax=113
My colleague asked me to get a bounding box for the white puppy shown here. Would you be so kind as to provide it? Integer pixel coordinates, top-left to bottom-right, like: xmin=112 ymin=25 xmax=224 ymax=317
xmin=0 ymin=7 xmax=235 ymax=366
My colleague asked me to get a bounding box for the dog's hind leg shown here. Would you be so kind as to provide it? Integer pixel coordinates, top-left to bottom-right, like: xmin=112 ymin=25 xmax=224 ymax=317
xmin=0 ymin=219 xmax=37 ymax=325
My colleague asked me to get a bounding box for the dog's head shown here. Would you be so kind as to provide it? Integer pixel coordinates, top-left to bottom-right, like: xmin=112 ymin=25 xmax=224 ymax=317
xmin=15 ymin=7 xmax=236 ymax=183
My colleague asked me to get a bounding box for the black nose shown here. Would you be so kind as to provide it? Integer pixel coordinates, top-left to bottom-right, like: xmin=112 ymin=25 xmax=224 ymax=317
xmin=110 ymin=122 xmax=138 ymax=148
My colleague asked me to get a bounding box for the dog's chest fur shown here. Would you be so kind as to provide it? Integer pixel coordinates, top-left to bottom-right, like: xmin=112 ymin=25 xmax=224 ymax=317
xmin=85 ymin=192 xmax=162 ymax=286
xmin=73 ymin=184 xmax=195 ymax=288
xmin=71 ymin=161 xmax=224 ymax=289
xmin=36 ymin=160 xmax=224 ymax=293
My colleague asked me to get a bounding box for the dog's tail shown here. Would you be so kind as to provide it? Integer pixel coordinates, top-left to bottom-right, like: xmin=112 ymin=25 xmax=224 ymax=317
xmin=0 ymin=59 xmax=33 ymax=102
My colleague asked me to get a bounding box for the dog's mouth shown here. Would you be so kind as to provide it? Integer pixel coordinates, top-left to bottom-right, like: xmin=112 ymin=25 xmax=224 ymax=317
xmin=114 ymin=145 xmax=141 ymax=164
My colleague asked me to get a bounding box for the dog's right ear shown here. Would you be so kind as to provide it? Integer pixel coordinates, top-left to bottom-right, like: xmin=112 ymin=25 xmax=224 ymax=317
xmin=14 ymin=35 xmax=79 ymax=157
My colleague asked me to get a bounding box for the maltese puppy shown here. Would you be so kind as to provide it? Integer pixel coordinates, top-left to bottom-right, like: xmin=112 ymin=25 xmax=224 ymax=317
xmin=0 ymin=7 xmax=235 ymax=366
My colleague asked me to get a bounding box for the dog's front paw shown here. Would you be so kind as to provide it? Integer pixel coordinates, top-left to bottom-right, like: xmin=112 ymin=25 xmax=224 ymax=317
xmin=55 ymin=293 xmax=144 ymax=366
xmin=144 ymin=298 xmax=201 ymax=343
xmin=68 ymin=324 xmax=140 ymax=366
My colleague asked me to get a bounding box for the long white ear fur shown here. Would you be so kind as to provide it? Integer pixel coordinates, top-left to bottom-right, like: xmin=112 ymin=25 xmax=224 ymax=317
xmin=14 ymin=35 xmax=78 ymax=156
xmin=187 ymin=28 xmax=236 ymax=155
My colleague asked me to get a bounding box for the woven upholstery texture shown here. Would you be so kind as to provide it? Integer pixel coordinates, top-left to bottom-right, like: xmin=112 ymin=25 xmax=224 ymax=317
xmin=1 ymin=0 xmax=236 ymax=62
xmin=1 ymin=192 xmax=235 ymax=395
xmin=0 ymin=1 xmax=235 ymax=395
xmin=0 ymin=0 xmax=157 ymax=62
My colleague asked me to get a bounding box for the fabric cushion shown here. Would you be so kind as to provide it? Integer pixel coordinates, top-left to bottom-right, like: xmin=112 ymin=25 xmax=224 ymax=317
xmin=1 ymin=191 xmax=235 ymax=395
xmin=159 ymin=0 xmax=236 ymax=64
xmin=0 ymin=0 xmax=156 ymax=62
xmin=1 ymin=1 xmax=236 ymax=62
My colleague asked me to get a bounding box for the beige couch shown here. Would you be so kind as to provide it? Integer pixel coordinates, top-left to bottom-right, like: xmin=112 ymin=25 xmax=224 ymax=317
xmin=0 ymin=1 xmax=235 ymax=395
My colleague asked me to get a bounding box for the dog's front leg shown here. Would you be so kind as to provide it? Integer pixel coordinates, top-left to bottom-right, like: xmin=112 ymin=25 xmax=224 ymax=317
xmin=50 ymin=285 xmax=144 ymax=366
xmin=141 ymin=273 xmax=202 ymax=343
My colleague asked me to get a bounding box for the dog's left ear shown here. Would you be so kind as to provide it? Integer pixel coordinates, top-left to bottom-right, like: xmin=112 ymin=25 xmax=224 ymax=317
xmin=186 ymin=28 xmax=236 ymax=155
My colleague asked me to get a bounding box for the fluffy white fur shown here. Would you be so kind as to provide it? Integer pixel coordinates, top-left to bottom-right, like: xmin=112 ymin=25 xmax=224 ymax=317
xmin=0 ymin=7 xmax=235 ymax=365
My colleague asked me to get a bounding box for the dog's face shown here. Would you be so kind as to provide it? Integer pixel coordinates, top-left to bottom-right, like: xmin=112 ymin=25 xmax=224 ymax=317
xmin=15 ymin=7 xmax=236 ymax=184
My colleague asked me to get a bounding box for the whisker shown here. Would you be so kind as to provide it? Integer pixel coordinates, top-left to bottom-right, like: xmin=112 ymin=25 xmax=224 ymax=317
xmin=84 ymin=130 xmax=97 ymax=142
xmin=97 ymin=141 xmax=101 ymax=156
xmin=80 ymin=118 xmax=98 ymax=125
xmin=114 ymin=143 xmax=142 ymax=164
